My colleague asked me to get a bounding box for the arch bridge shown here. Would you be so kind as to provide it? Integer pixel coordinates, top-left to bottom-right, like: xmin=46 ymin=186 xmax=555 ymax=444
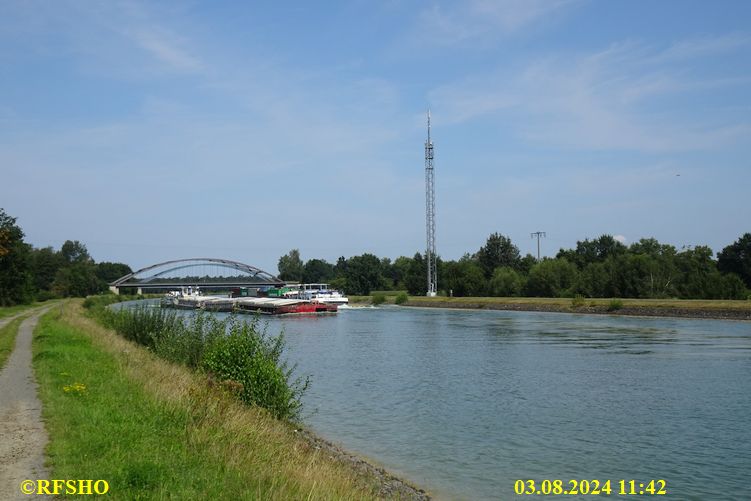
xmin=110 ymin=258 xmax=284 ymax=294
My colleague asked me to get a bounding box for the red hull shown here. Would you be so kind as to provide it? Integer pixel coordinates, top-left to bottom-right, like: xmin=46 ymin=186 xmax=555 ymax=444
xmin=277 ymin=302 xmax=338 ymax=314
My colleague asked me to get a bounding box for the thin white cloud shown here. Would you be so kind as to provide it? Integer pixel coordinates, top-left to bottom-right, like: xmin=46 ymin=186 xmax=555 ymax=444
xmin=0 ymin=0 xmax=206 ymax=77
xmin=429 ymin=34 xmax=751 ymax=152
xmin=127 ymin=28 xmax=202 ymax=72
xmin=412 ymin=0 xmax=577 ymax=47
xmin=652 ymin=32 xmax=751 ymax=63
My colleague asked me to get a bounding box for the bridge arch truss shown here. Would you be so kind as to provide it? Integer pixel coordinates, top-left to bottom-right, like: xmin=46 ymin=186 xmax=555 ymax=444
xmin=110 ymin=258 xmax=284 ymax=293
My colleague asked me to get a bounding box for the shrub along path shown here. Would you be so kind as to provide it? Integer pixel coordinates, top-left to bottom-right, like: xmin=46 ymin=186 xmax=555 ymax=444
xmin=0 ymin=307 xmax=52 ymax=501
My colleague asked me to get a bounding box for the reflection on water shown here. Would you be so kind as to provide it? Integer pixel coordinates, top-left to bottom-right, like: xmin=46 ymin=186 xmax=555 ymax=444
xmin=127 ymin=302 xmax=751 ymax=500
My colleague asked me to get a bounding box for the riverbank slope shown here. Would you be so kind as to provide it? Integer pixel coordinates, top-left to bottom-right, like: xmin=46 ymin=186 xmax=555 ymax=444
xmin=350 ymin=295 xmax=751 ymax=321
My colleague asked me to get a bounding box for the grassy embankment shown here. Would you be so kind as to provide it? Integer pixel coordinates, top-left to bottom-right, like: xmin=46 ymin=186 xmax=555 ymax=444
xmin=32 ymin=300 xmax=395 ymax=500
xmin=351 ymin=294 xmax=751 ymax=318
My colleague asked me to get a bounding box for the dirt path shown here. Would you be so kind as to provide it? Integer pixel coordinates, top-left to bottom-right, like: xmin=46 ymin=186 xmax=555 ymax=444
xmin=0 ymin=308 xmax=51 ymax=500
xmin=0 ymin=311 xmax=30 ymax=330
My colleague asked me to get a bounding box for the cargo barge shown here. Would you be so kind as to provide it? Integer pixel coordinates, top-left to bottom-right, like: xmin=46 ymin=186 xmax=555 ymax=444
xmin=160 ymin=288 xmax=337 ymax=315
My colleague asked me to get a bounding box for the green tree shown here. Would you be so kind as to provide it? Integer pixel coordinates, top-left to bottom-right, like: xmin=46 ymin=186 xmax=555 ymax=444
xmin=95 ymin=262 xmax=132 ymax=283
xmin=629 ymin=238 xmax=677 ymax=259
xmin=476 ymin=233 xmax=521 ymax=277
xmin=518 ymin=253 xmax=537 ymax=275
xmin=606 ymin=253 xmax=676 ymax=298
xmin=302 ymin=259 xmax=334 ymax=284
xmin=60 ymin=240 xmax=92 ymax=264
xmin=0 ymin=209 xmax=33 ymax=305
xmin=380 ymin=257 xmax=397 ymax=289
xmin=52 ymin=262 xmax=104 ymax=297
xmin=344 ymin=253 xmax=384 ymax=295
xmin=404 ymin=253 xmax=426 ymax=295
xmin=574 ymin=262 xmax=610 ymax=297
xmin=718 ymin=233 xmax=751 ymax=289
xmin=489 ymin=266 xmax=525 ymax=297
xmin=277 ymin=249 xmax=304 ymax=282
xmin=334 ymin=256 xmax=348 ymax=278
xmin=392 ymin=256 xmax=413 ymax=290
xmin=442 ymin=257 xmax=486 ymax=297
xmin=718 ymin=273 xmax=748 ymax=299
xmin=558 ymin=235 xmax=627 ymax=269
xmin=525 ymin=258 xmax=579 ymax=297
xmin=30 ymin=246 xmax=64 ymax=293
xmin=673 ymin=246 xmax=716 ymax=298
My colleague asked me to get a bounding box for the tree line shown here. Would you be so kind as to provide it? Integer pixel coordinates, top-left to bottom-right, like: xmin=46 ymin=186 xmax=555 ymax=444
xmin=0 ymin=208 xmax=132 ymax=306
xmin=3 ymin=206 xmax=748 ymax=304
xmin=278 ymin=232 xmax=751 ymax=299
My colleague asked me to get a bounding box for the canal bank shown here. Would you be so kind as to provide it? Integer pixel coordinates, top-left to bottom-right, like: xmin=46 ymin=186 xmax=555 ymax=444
xmin=351 ymin=296 xmax=751 ymax=321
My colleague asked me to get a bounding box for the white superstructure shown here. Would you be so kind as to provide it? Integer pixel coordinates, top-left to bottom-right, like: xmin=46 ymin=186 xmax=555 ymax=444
xmin=298 ymin=283 xmax=349 ymax=305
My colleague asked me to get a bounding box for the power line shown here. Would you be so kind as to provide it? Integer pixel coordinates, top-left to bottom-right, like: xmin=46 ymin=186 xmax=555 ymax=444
xmin=531 ymin=231 xmax=546 ymax=261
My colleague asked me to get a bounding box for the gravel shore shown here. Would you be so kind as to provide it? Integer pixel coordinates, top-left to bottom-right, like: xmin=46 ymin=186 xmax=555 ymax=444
xmin=296 ymin=428 xmax=432 ymax=500
xmin=402 ymin=299 xmax=751 ymax=321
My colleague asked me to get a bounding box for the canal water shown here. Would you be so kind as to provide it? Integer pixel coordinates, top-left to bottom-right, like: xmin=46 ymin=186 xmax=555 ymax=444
xmin=267 ymin=306 xmax=751 ymax=500
xmin=128 ymin=303 xmax=751 ymax=499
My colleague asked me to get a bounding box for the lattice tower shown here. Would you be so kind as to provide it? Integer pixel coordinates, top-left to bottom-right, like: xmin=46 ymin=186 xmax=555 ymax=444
xmin=425 ymin=110 xmax=437 ymax=296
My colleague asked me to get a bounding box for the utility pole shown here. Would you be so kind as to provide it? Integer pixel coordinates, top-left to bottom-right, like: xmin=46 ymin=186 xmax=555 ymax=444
xmin=531 ymin=231 xmax=546 ymax=261
xmin=425 ymin=110 xmax=437 ymax=297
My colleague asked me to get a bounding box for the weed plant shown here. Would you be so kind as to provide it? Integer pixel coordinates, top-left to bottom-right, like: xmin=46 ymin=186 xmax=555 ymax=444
xmin=607 ymin=298 xmax=624 ymax=311
xmin=90 ymin=300 xmax=307 ymax=421
xmin=571 ymin=294 xmax=586 ymax=308
xmin=395 ymin=292 xmax=408 ymax=305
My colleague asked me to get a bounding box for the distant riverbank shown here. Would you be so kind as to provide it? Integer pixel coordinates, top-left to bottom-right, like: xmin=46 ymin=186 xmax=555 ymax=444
xmin=350 ymin=295 xmax=751 ymax=321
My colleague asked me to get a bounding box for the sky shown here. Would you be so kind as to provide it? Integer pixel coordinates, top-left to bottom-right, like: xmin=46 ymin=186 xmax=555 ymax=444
xmin=1 ymin=0 xmax=750 ymax=275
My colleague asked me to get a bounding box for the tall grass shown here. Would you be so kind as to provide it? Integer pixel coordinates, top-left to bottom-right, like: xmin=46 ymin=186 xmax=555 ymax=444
xmin=90 ymin=300 xmax=308 ymax=421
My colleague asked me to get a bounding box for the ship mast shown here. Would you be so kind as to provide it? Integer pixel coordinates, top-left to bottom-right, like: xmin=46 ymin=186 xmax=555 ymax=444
xmin=425 ymin=110 xmax=437 ymax=297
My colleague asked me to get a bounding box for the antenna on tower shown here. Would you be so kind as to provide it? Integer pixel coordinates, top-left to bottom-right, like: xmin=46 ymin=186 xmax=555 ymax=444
xmin=425 ymin=110 xmax=437 ymax=297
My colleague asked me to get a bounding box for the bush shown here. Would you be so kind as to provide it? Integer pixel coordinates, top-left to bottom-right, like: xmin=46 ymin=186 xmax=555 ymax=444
xmin=571 ymin=294 xmax=586 ymax=308
xmin=201 ymin=317 xmax=308 ymax=421
xmin=489 ymin=266 xmax=525 ymax=297
xmin=607 ymin=298 xmax=624 ymax=311
xmin=525 ymin=258 xmax=579 ymax=297
xmin=371 ymin=293 xmax=386 ymax=305
xmin=98 ymin=305 xmax=308 ymax=421
xmin=394 ymin=292 xmax=408 ymax=305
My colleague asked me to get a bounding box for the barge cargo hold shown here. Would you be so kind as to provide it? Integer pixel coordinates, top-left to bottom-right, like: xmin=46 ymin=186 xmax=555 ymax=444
xmin=160 ymin=289 xmax=337 ymax=315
